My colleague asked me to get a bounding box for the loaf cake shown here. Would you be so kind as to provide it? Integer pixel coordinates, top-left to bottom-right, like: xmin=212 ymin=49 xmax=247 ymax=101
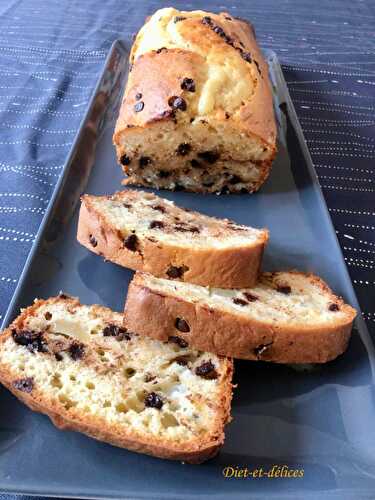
xmin=113 ymin=8 xmax=277 ymax=193
xmin=0 ymin=295 xmax=233 ymax=463
xmin=124 ymin=271 xmax=357 ymax=364
xmin=77 ymin=189 xmax=268 ymax=288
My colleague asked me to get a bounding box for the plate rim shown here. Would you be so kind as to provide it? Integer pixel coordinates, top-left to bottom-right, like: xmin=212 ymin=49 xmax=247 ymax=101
xmin=0 ymin=42 xmax=373 ymax=499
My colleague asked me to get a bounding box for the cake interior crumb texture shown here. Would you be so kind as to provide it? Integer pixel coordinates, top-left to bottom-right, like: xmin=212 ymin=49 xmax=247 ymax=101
xmin=0 ymin=297 xmax=233 ymax=460
xmin=88 ymin=190 xmax=266 ymax=249
xmin=139 ymin=271 xmax=356 ymax=328
xmin=113 ymin=7 xmax=277 ymax=193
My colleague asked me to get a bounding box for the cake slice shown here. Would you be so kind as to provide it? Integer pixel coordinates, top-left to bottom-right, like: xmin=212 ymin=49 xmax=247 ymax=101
xmin=77 ymin=189 xmax=268 ymax=288
xmin=124 ymin=271 xmax=357 ymax=364
xmin=0 ymin=295 xmax=233 ymax=463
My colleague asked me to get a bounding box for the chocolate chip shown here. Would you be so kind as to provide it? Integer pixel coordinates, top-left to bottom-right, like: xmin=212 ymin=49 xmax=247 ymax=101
xmin=174 ymin=356 xmax=189 ymax=366
xmin=166 ymin=265 xmax=188 ymax=279
xmin=144 ymin=373 xmax=156 ymax=383
xmin=123 ymin=203 xmax=132 ymax=209
xmin=243 ymin=293 xmax=258 ymax=302
xmin=174 ymin=223 xmax=200 ymax=233
xmin=174 ymin=16 xmax=186 ymax=23
xmin=135 ymin=92 xmax=142 ymax=101
xmin=158 ymin=170 xmax=170 ymax=178
xmin=229 ymin=175 xmax=242 ymax=184
xmin=13 ymin=377 xmax=34 ymax=393
xmin=241 ymin=51 xmax=252 ymax=63
xmin=149 ymin=220 xmax=164 ymax=229
xmin=201 ymin=17 xmax=233 ymax=45
xmin=12 ymin=330 xmax=48 ymax=354
xmin=156 ymin=47 xmax=167 ymax=53
xmin=44 ymin=311 xmax=52 ymax=320
xmin=276 ymin=285 xmax=291 ymax=295
xmin=175 ymin=318 xmax=190 ymax=333
xmin=176 ymin=143 xmax=191 ymax=156
xmin=233 ymin=298 xmax=248 ymax=306
xmin=168 ymin=336 xmax=188 ymax=348
xmin=134 ymin=101 xmax=144 ymax=113
xmin=202 ymin=181 xmax=214 ymax=188
xmin=198 ymin=151 xmax=220 ymax=163
xmin=168 ymin=96 xmax=187 ymax=111
xmin=118 ymin=330 xmax=133 ymax=341
xmin=103 ymin=324 xmax=131 ymax=340
xmin=191 ymin=159 xmax=202 ymax=168
xmin=225 ymin=112 xmax=230 ymax=119
xmin=59 ymin=293 xmax=70 ymax=299
xmin=202 ymin=16 xmax=213 ymax=26
xmin=129 ymin=63 xmax=133 ymax=72
xmin=69 ymin=342 xmax=85 ymax=361
xmin=181 ymin=78 xmax=195 ymax=92
xmin=329 ymin=303 xmax=340 ymax=312
xmin=139 ymin=156 xmax=151 ymax=168
xmin=120 ymin=154 xmax=131 ymax=166
xmin=254 ymin=60 xmax=262 ymax=75
xmin=144 ymin=392 xmax=163 ymax=409
xmin=152 ymin=204 xmax=166 ymax=213
xmin=55 ymin=352 xmax=63 ymax=361
xmin=160 ymin=109 xmax=175 ymax=120
xmin=89 ymin=234 xmax=97 ymax=247
xmin=213 ymin=25 xmax=225 ymax=36
xmin=173 ymin=183 xmax=184 ymax=191
xmin=225 ymin=16 xmax=232 ymax=20
xmin=195 ymin=360 xmax=218 ymax=380
xmin=124 ymin=233 xmax=138 ymax=251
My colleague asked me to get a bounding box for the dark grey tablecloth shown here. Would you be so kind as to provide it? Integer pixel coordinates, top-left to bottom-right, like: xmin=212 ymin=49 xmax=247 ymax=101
xmin=0 ymin=0 xmax=374 ymax=498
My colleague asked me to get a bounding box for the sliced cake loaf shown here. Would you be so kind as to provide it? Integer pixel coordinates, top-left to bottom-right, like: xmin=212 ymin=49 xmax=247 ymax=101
xmin=124 ymin=271 xmax=357 ymax=364
xmin=77 ymin=189 xmax=268 ymax=288
xmin=113 ymin=8 xmax=276 ymax=193
xmin=0 ymin=296 xmax=233 ymax=463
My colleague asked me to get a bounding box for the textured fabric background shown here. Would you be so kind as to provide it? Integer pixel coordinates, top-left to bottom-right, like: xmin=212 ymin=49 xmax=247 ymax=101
xmin=0 ymin=0 xmax=374 ymax=498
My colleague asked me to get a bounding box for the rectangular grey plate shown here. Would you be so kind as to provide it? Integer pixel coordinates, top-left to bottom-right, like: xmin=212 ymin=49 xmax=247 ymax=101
xmin=0 ymin=41 xmax=374 ymax=500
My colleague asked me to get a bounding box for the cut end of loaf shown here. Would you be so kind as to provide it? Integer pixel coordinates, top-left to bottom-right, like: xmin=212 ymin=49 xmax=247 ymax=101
xmin=0 ymin=296 xmax=233 ymax=463
xmin=115 ymin=118 xmax=274 ymax=194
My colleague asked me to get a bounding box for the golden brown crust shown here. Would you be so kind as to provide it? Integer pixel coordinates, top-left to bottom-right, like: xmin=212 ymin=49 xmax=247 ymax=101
xmin=77 ymin=194 xmax=268 ymax=288
xmin=115 ymin=49 xmax=204 ymax=131
xmin=0 ymin=297 xmax=234 ymax=463
xmin=124 ymin=272 xmax=357 ymax=364
xmin=225 ymin=14 xmax=276 ymax=147
xmin=115 ymin=22 xmax=276 ymax=147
